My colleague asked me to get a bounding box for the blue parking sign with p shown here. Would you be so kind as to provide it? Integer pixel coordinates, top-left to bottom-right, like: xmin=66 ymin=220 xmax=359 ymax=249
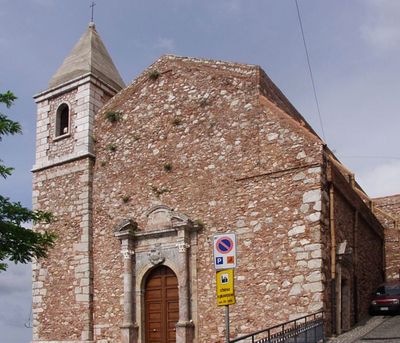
xmin=213 ymin=233 xmax=237 ymax=270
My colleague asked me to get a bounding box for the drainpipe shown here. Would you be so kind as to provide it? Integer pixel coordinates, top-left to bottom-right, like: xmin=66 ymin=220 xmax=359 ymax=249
xmin=353 ymin=211 xmax=359 ymax=324
xmin=329 ymin=185 xmax=336 ymax=280
xmin=329 ymin=183 xmax=337 ymax=334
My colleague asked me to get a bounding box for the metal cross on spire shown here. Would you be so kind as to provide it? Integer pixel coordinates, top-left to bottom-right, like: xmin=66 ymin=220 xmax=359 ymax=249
xmin=90 ymin=1 xmax=96 ymax=22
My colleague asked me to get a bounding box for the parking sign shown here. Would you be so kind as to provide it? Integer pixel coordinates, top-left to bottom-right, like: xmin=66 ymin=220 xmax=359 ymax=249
xmin=213 ymin=233 xmax=237 ymax=270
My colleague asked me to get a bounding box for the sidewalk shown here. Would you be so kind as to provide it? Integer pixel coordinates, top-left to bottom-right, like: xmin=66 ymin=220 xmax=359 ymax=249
xmin=326 ymin=316 xmax=387 ymax=343
xmin=357 ymin=315 xmax=400 ymax=343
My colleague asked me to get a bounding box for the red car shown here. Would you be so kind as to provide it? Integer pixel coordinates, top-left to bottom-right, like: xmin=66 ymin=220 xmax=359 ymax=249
xmin=370 ymin=281 xmax=400 ymax=315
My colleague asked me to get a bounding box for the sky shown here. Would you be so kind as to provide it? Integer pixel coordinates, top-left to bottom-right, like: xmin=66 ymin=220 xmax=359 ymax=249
xmin=0 ymin=0 xmax=399 ymax=342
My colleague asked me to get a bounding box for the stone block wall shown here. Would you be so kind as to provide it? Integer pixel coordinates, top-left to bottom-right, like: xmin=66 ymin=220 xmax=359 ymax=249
xmin=33 ymin=75 xmax=114 ymax=171
xmin=32 ymin=55 xmax=387 ymax=343
xmin=332 ymin=188 xmax=357 ymax=326
xmin=373 ymin=194 xmax=400 ymax=280
xmin=32 ymin=158 xmax=93 ymax=341
xmin=322 ymin=164 xmax=384 ymax=335
xmin=356 ymin=215 xmax=384 ymax=318
xmin=91 ymin=56 xmax=326 ymax=342
xmin=34 ymin=89 xmax=76 ymax=169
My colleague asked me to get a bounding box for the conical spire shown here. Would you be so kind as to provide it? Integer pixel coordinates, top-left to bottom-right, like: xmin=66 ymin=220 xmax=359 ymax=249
xmin=48 ymin=23 xmax=125 ymax=90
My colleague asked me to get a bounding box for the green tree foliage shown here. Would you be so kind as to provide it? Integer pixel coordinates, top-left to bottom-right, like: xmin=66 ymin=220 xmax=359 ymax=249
xmin=0 ymin=90 xmax=55 ymax=271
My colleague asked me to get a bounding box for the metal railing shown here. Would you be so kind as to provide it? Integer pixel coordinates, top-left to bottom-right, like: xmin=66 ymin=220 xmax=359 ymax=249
xmin=229 ymin=311 xmax=324 ymax=343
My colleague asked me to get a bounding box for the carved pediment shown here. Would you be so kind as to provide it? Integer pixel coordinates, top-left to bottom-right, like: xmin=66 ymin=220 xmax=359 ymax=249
xmin=145 ymin=204 xmax=191 ymax=231
xmin=113 ymin=218 xmax=138 ymax=239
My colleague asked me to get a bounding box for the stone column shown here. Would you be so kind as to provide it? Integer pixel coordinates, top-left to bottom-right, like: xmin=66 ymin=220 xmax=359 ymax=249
xmin=176 ymin=227 xmax=194 ymax=343
xmin=114 ymin=220 xmax=138 ymax=343
xmin=121 ymin=239 xmax=137 ymax=343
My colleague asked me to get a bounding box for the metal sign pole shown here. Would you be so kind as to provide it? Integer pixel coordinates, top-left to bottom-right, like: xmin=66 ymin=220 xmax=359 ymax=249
xmin=225 ymin=305 xmax=230 ymax=343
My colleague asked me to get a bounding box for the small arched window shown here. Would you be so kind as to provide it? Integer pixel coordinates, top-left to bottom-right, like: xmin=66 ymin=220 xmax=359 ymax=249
xmin=56 ymin=103 xmax=70 ymax=137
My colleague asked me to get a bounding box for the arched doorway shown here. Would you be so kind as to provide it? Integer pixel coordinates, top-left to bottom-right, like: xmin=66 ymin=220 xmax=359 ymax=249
xmin=145 ymin=265 xmax=179 ymax=343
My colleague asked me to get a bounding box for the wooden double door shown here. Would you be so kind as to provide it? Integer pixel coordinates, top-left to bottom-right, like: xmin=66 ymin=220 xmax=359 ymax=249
xmin=145 ymin=266 xmax=179 ymax=343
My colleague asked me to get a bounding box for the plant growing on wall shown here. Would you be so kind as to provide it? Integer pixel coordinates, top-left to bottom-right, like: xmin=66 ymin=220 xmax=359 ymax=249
xmin=105 ymin=111 xmax=122 ymax=123
xmin=193 ymin=219 xmax=205 ymax=229
xmin=199 ymin=98 xmax=209 ymax=107
xmin=106 ymin=143 xmax=117 ymax=152
xmin=122 ymin=195 xmax=131 ymax=203
xmin=172 ymin=117 xmax=182 ymax=126
xmin=151 ymin=185 xmax=170 ymax=197
xmin=91 ymin=135 xmax=98 ymax=143
xmin=163 ymin=163 xmax=173 ymax=172
xmin=148 ymin=70 xmax=160 ymax=80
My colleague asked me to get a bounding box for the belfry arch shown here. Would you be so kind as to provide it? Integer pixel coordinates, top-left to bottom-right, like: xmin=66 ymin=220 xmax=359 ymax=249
xmin=114 ymin=205 xmax=201 ymax=343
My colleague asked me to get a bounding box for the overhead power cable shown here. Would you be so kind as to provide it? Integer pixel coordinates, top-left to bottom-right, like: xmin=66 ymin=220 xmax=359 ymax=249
xmin=337 ymin=155 xmax=400 ymax=161
xmin=294 ymin=0 xmax=327 ymax=143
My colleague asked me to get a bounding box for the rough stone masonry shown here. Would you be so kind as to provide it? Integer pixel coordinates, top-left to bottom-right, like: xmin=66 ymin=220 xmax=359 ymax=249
xmin=31 ymin=23 xmax=391 ymax=343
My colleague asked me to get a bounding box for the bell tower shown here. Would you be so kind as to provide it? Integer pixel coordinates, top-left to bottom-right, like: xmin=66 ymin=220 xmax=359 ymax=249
xmin=32 ymin=23 xmax=125 ymax=342
xmin=33 ymin=21 xmax=125 ymax=170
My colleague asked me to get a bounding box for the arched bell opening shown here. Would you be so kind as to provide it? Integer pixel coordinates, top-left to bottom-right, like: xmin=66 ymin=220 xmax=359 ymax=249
xmin=55 ymin=103 xmax=70 ymax=137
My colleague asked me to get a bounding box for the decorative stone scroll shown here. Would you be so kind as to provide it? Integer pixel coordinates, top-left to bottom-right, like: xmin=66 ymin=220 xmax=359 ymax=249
xmin=177 ymin=241 xmax=191 ymax=253
xmin=121 ymin=249 xmax=135 ymax=259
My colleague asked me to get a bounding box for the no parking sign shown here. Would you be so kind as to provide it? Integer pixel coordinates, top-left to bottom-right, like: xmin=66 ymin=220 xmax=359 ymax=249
xmin=213 ymin=233 xmax=237 ymax=270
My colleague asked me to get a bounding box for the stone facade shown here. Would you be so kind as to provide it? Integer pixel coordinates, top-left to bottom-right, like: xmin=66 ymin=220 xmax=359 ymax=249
xmin=89 ymin=55 xmax=328 ymax=342
xmin=32 ymin=26 xmax=388 ymax=343
xmin=373 ymin=194 xmax=400 ymax=280
xmin=318 ymin=162 xmax=385 ymax=336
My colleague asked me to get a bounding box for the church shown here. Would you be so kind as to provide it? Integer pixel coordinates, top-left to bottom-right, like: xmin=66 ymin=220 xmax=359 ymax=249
xmin=31 ymin=23 xmax=398 ymax=343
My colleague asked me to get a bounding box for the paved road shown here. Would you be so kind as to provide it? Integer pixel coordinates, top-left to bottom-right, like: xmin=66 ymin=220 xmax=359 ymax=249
xmin=327 ymin=315 xmax=400 ymax=343
xmin=356 ymin=316 xmax=400 ymax=343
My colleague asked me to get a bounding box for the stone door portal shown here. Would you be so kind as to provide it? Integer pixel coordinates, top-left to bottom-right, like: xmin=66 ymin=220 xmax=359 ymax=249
xmin=114 ymin=205 xmax=198 ymax=343
xmin=145 ymin=266 xmax=179 ymax=343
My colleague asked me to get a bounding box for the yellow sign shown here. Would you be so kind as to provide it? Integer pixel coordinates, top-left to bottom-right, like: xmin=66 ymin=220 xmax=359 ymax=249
xmin=217 ymin=293 xmax=236 ymax=306
xmin=216 ymin=269 xmax=234 ymax=295
xmin=216 ymin=269 xmax=235 ymax=306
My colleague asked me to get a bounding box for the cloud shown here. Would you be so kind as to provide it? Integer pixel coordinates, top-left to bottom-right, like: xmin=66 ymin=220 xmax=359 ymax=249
xmin=0 ymin=302 xmax=29 ymax=327
xmin=0 ymin=263 xmax=32 ymax=342
xmin=31 ymin=0 xmax=55 ymax=7
xmin=219 ymin=0 xmax=241 ymax=12
xmin=0 ymin=36 xmax=7 ymax=49
xmin=357 ymin=160 xmax=400 ymax=198
xmin=0 ymin=261 xmax=31 ymax=295
xmin=205 ymin=0 xmax=241 ymax=14
xmin=360 ymin=0 xmax=400 ymax=51
xmin=154 ymin=37 xmax=176 ymax=52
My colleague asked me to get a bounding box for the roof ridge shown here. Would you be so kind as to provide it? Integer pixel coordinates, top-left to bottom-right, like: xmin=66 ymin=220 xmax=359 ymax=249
xmin=162 ymin=54 xmax=258 ymax=68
